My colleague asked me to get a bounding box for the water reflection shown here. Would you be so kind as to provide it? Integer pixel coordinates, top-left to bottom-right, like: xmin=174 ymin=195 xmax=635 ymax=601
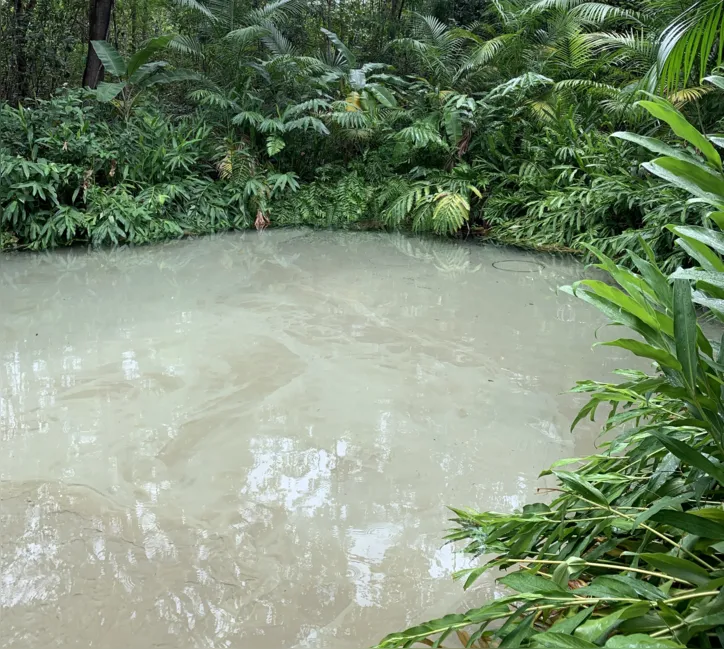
xmin=0 ymin=230 xmax=633 ymax=648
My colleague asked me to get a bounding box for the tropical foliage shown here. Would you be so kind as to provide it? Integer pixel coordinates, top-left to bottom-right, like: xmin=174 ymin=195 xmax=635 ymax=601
xmin=376 ymin=96 xmax=724 ymax=649
xmin=2 ymin=0 xmax=724 ymax=257
xmin=4 ymin=1 xmax=724 ymax=646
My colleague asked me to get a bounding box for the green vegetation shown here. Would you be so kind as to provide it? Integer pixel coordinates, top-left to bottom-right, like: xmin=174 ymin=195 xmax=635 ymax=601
xmin=1 ymin=0 xmax=723 ymax=260
xmin=377 ymin=101 xmax=724 ymax=647
xmin=3 ymin=0 xmax=724 ymax=646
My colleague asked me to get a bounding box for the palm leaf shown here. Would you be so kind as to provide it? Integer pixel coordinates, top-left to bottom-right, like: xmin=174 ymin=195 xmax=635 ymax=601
xmin=321 ymin=28 xmax=356 ymax=68
xmin=127 ymin=35 xmax=175 ymax=80
xmin=656 ymin=0 xmax=724 ymax=90
xmin=246 ymin=0 xmax=303 ymax=24
xmin=172 ymin=0 xmax=216 ymax=20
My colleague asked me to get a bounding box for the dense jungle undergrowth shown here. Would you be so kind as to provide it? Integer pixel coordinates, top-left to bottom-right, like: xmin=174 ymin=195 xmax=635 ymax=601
xmin=1 ymin=0 xmax=724 ymax=269
xmin=4 ymin=0 xmax=724 ymax=646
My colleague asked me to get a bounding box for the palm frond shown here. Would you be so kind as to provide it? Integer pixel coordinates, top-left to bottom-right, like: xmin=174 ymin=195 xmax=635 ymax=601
xmin=261 ymin=23 xmax=295 ymax=57
xmin=656 ymin=0 xmax=724 ymax=90
xmin=172 ymin=0 xmax=216 ymax=20
xmin=246 ymin=0 xmax=303 ymax=25
xmin=225 ymin=24 xmax=269 ymax=47
xmin=321 ymin=28 xmax=356 ymax=68
xmin=169 ymin=34 xmax=205 ymax=59
xmin=284 ymin=116 xmax=330 ymax=136
xmin=668 ymin=85 xmax=713 ymax=106
xmin=458 ymin=33 xmax=518 ymax=75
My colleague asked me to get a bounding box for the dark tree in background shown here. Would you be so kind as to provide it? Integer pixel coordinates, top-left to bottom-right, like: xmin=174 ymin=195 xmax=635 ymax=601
xmin=13 ymin=0 xmax=36 ymax=97
xmin=82 ymin=0 xmax=115 ymax=88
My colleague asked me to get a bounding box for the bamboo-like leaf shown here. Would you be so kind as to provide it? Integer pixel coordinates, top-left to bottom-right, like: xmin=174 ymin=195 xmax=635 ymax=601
xmin=649 ymin=510 xmax=724 ymax=539
xmin=598 ymin=339 xmax=681 ymax=370
xmin=650 ymin=430 xmax=724 ymax=486
xmin=640 ymin=553 xmax=709 ymax=585
xmin=673 ymin=279 xmax=698 ymax=392
xmin=553 ymin=471 xmax=608 ymax=507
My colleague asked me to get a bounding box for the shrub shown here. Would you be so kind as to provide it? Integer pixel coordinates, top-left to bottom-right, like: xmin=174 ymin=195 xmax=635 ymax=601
xmin=377 ymin=98 xmax=724 ymax=649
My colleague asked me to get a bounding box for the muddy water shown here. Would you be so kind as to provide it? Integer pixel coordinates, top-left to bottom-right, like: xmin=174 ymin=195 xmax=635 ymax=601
xmin=0 ymin=231 xmax=635 ymax=648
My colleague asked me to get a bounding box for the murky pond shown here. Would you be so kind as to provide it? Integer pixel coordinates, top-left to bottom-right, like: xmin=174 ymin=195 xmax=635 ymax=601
xmin=0 ymin=230 xmax=634 ymax=648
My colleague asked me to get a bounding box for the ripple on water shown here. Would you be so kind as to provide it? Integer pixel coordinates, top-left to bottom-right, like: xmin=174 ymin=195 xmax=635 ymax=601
xmin=0 ymin=230 xmax=638 ymax=648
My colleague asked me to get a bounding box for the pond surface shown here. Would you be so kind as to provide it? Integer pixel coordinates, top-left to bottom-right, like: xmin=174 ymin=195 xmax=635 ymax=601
xmin=0 ymin=230 xmax=634 ymax=648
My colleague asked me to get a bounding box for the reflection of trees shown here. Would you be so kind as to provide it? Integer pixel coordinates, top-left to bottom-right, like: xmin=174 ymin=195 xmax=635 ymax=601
xmin=387 ymin=233 xmax=483 ymax=277
xmin=0 ymin=230 xmax=638 ymax=648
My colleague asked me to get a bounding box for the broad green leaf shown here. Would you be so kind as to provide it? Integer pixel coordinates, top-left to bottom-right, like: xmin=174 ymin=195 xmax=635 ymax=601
xmin=629 ymin=251 xmax=672 ymax=309
xmin=692 ymin=292 xmax=724 ymax=313
xmin=599 ymin=576 xmax=666 ymax=602
xmin=670 ymin=267 xmax=724 ymax=288
xmin=692 ymin=507 xmax=724 ymax=523
xmin=499 ymin=612 xmax=535 ymax=647
xmin=640 ymin=553 xmax=709 ymax=585
xmin=704 ymin=74 xmax=724 ymax=90
xmin=142 ymin=69 xmax=201 ymax=87
xmin=674 ymin=232 xmax=724 ymax=271
xmin=650 ymin=430 xmax=724 ymax=487
xmin=577 ymin=280 xmax=658 ymax=329
xmin=637 ymin=100 xmax=721 ymax=170
xmin=612 ymin=132 xmax=709 ymax=170
xmin=604 ymin=634 xmax=684 ymax=647
xmin=461 ymin=565 xmax=487 ymax=590
xmin=366 ymin=83 xmax=397 ymax=108
xmin=673 ymin=279 xmax=698 ymax=392
xmin=598 ymin=339 xmax=681 ymax=370
xmin=94 ymin=81 xmax=126 ymax=102
xmin=575 ymin=604 xmax=649 ymax=644
xmin=90 ymin=40 xmax=127 ymax=77
xmin=444 ymin=110 xmax=462 ymax=145
xmin=321 ymin=28 xmax=356 ymax=67
xmin=643 ymin=158 xmax=724 ymax=207
xmin=498 ymin=570 xmax=566 ymax=594
xmin=574 ymin=575 xmax=664 ymax=601
xmin=671 ymin=225 xmax=724 ymax=256
xmin=709 ymin=211 xmax=724 ymax=229
xmin=126 ymin=34 xmax=174 ymax=79
xmin=689 ymin=612 xmax=724 ymax=634
xmin=128 ymin=61 xmax=169 ymax=86
xmin=532 ymin=633 xmax=597 ymax=648
xmin=547 ymin=608 xmax=594 ymax=635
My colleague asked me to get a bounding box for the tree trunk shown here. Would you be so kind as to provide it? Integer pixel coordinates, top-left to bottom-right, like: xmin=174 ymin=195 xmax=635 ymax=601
xmin=390 ymin=0 xmax=405 ymax=21
xmin=81 ymin=0 xmax=115 ymax=89
xmin=13 ymin=0 xmax=37 ymax=99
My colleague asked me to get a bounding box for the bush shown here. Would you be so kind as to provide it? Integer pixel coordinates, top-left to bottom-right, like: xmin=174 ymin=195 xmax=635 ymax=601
xmin=377 ymin=98 xmax=724 ymax=649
